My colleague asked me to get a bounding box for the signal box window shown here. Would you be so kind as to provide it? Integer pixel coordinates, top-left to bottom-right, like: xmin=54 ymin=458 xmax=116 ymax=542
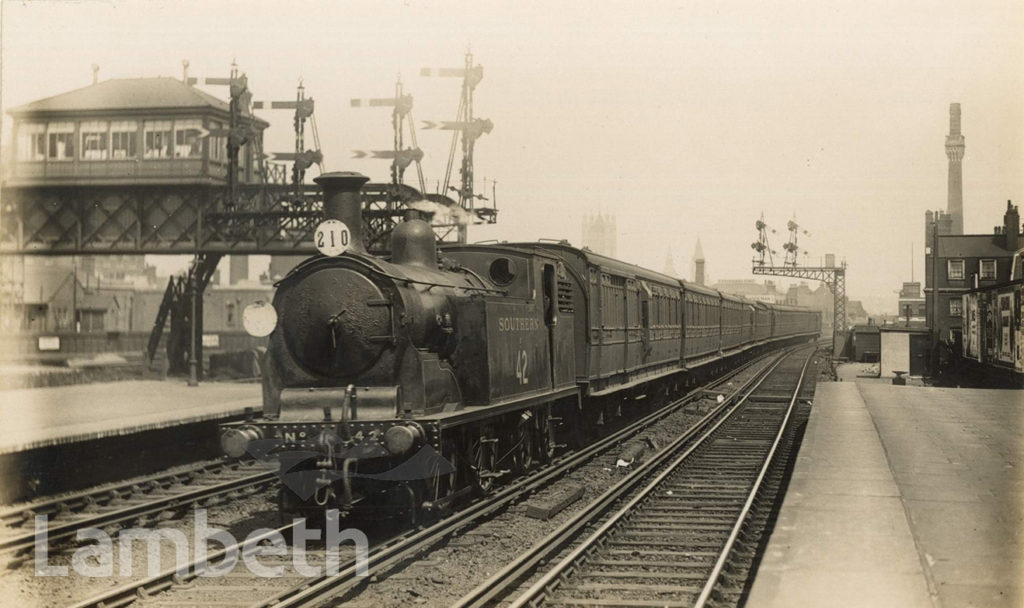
xmin=980 ymin=259 xmax=996 ymax=280
xmin=144 ymin=120 xmax=173 ymax=159
xmin=209 ymin=121 xmax=225 ymax=162
xmin=946 ymin=259 xmax=965 ymax=281
xmin=81 ymin=121 xmax=109 ymax=160
xmin=17 ymin=123 xmax=46 ymax=161
xmin=949 ymin=298 xmax=962 ymax=317
xmin=174 ymin=119 xmax=203 ymax=158
xmin=111 ymin=121 xmax=138 ymax=159
xmin=48 ymin=122 xmax=75 ymax=160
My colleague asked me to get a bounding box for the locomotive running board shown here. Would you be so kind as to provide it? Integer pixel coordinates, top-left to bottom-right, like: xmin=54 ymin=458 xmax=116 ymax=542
xmin=419 ymin=387 xmax=580 ymax=430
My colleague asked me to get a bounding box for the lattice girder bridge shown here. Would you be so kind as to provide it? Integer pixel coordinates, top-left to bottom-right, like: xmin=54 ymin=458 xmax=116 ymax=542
xmin=0 ymin=182 xmax=458 ymax=256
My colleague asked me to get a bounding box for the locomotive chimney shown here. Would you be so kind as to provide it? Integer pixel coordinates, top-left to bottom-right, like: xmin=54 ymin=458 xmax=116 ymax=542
xmin=314 ymin=171 xmax=370 ymax=254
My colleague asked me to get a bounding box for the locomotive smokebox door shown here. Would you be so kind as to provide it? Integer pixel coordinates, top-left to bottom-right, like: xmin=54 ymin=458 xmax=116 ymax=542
xmin=279 ymin=267 xmax=390 ymax=377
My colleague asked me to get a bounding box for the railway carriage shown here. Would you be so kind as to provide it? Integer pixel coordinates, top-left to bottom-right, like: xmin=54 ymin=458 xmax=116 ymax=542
xmin=720 ymin=291 xmax=749 ymax=353
xmin=772 ymin=304 xmax=814 ymax=338
xmin=220 ymin=173 xmax=821 ymax=520
xmin=501 ymin=244 xmax=685 ymax=395
xmin=682 ymin=282 xmax=722 ymax=363
xmin=753 ymin=301 xmax=773 ymax=342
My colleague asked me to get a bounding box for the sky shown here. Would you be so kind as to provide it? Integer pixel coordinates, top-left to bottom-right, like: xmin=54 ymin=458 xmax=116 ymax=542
xmin=2 ymin=0 xmax=1022 ymax=313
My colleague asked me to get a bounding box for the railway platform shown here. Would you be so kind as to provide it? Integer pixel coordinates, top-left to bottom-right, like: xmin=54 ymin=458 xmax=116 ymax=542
xmin=748 ymin=364 xmax=1022 ymax=607
xmin=0 ymin=380 xmax=261 ymax=503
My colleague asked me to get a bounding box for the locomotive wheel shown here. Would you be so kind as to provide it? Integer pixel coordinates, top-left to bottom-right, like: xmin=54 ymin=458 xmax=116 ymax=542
xmin=538 ymin=410 xmax=557 ymax=462
xmin=469 ymin=432 xmax=498 ymax=494
xmin=512 ymin=420 xmax=535 ymax=474
xmin=433 ymin=444 xmax=459 ymax=503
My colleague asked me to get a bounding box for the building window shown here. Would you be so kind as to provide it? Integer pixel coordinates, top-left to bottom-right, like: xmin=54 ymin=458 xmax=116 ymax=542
xmin=17 ymin=122 xmax=46 ymax=161
xmin=144 ymin=120 xmax=173 ymax=159
xmin=209 ymin=121 xmax=225 ymax=162
xmin=47 ymin=122 xmax=75 ymax=160
xmin=949 ymin=298 xmax=962 ymax=317
xmin=980 ymin=259 xmax=996 ymax=280
xmin=78 ymin=309 xmax=106 ymax=332
xmin=110 ymin=121 xmax=138 ymax=159
xmin=80 ymin=121 xmax=109 ymax=160
xmin=225 ymin=302 xmax=236 ymax=327
xmin=173 ymin=119 xmax=204 ymax=158
xmin=946 ymin=259 xmax=965 ymax=281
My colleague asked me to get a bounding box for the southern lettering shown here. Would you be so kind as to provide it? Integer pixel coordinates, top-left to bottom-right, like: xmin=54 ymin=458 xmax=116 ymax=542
xmin=498 ymin=316 xmax=541 ymax=331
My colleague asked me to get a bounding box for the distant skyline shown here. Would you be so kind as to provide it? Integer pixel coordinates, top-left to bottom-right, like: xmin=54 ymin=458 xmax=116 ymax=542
xmin=2 ymin=0 xmax=1022 ymax=314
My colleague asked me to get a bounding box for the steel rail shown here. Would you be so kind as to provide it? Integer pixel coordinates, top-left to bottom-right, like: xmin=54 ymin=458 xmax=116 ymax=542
xmin=244 ymin=350 xmax=791 ymax=608
xmin=67 ymin=521 xmax=301 ymax=608
xmin=2 ymin=469 xmax=276 ymax=557
xmin=693 ymin=346 xmax=813 ymax=607
xmin=0 ymin=459 xmax=244 ymax=528
xmin=67 ymin=347 xmax=785 ymax=608
xmin=454 ymin=346 xmax=804 ymax=608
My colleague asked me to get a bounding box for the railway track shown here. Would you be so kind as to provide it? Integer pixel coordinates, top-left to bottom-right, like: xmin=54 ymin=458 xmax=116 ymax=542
xmin=1 ymin=460 xmax=276 ymax=562
xmin=453 ymin=343 xmax=818 ymax=608
xmin=68 ymin=348 xmax=791 ymax=608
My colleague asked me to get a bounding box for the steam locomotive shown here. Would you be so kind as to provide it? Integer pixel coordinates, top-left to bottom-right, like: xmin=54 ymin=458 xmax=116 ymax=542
xmin=220 ymin=172 xmax=821 ymax=519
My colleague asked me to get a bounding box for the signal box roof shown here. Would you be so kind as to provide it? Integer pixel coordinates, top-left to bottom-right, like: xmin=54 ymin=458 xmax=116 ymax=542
xmin=8 ymin=77 xmax=267 ymax=126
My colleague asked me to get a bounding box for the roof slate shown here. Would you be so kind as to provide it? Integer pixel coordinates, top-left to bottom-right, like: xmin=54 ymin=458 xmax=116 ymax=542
xmin=937 ymin=234 xmax=1011 ymax=258
xmin=9 ymin=77 xmax=232 ymax=114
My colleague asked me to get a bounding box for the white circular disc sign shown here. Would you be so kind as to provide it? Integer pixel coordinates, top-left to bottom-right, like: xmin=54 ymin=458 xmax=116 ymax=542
xmin=242 ymin=301 xmax=278 ymax=337
xmin=314 ymin=219 xmax=351 ymax=256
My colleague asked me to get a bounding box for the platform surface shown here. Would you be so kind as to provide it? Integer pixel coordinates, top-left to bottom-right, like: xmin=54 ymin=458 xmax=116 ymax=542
xmin=0 ymin=380 xmax=261 ymax=454
xmin=748 ymin=369 xmax=1023 ymax=608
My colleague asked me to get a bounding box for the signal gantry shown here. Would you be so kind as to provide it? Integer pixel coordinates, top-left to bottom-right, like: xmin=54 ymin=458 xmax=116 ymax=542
xmin=751 ymin=214 xmax=847 ymax=355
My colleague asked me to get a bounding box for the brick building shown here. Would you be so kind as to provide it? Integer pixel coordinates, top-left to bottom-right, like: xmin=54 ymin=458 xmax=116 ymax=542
xmin=897 ymin=281 xmax=927 ymax=326
xmin=925 ymin=201 xmax=1021 ymax=346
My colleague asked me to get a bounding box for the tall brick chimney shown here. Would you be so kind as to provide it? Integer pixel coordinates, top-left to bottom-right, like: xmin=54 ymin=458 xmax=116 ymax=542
xmin=945 ymin=103 xmax=965 ymax=234
xmin=1005 ymin=200 xmax=1020 ymax=252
